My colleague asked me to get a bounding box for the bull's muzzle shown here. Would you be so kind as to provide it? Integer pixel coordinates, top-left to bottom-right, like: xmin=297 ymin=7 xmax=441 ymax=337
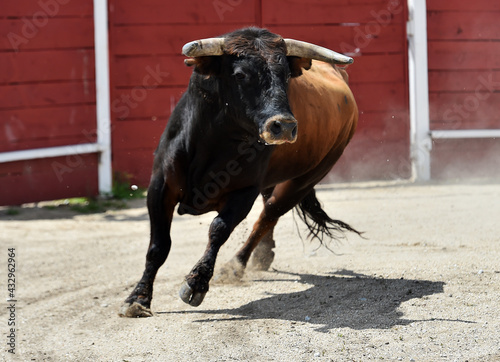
xmin=260 ymin=115 xmax=298 ymax=145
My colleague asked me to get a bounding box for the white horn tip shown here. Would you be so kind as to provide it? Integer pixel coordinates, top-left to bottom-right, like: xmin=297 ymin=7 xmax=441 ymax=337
xmin=343 ymin=56 xmax=354 ymax=65
xmin=182 ymin=41 xmax=199 ymax=57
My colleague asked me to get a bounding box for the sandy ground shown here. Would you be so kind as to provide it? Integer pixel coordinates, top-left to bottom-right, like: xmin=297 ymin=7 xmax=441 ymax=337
xmin=1 ymin=181 xmax=499 ymax=361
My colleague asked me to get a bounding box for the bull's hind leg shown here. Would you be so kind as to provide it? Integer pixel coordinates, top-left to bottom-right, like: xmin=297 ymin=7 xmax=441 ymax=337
xmin=248 ymin=188 xmax=277 ymax=271
xmin=219 ymin=149 xmax=361 ymax=281
xmin=249 ymin=228 xmax=276 ymax=271
xmin=216 ymin=181 xmax=313 ymax=281
xmin=120 ymin=173 xmax=176 ymax=318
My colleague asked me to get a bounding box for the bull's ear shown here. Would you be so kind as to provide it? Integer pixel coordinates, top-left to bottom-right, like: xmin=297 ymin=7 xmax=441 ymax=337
xmin=184 ymin=56 xmax=221 ymax=76
xmin=288 ymin=56 xmax=312 ymax=77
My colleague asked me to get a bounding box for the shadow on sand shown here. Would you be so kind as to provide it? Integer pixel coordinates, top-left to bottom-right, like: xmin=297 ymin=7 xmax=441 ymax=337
xmin=162 ymin=269 xmax=471 ymax=332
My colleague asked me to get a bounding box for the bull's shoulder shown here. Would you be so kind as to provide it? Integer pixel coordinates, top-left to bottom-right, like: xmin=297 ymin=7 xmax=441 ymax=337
xmin=288 ymin=60 xmax=355 ymax=108
xmin=286 ymin=59 xmax=358 ymax=145
xmin=299 ymin=60 xmax=350 ymax=86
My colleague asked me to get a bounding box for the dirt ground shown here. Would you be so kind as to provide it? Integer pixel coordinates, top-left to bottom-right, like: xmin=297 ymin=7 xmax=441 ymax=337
xmin=1 ymin=180 xmax=499 ymax=361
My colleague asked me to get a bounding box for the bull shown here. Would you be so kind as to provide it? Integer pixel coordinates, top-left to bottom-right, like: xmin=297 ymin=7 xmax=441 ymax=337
xmin=120 ymin=27 xmax=360 ymax=317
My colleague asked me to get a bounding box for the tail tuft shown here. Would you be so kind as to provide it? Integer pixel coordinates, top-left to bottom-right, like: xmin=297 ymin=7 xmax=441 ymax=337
xmin=295 ymin=189 xmax=362 ymax=243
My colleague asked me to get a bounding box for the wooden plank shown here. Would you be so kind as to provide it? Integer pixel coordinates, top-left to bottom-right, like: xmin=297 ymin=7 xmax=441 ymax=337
xmin=0 ymin=50 xmax=95 ymax=84
xmin=112 ymin=120 xmax=166 ymax=151
xmin=0 ymin=81 xmax=96 ymax=109
xmin=431 ymin=139 xmax=500 ymax=179
xmin=430 ymin=119 xmax=500 ymax=132
xmin=112 ymin=148 xmax=155 ymax=187
xmin=0 ymin=0 xmax=93 ymax=17
xmin=0 ymin=105 xmax=96 ymax=152
xmin=429 ymin=70 xmax=500 ymax=92
xmin=0 ymin=135 xmax=99 ymax=154
xmin=111 ymin=55 xmax=191 ymax=87
xmin=111 ymin=24 xmax=252 ymax=56
xmin=262 ymin=0 xmax=406 ymax=25
xmin=427 ymin=0 xmax=500 ymax=11
xmin=350 ymin=82 xmax=408 ymax=112
xmin=356 ymin=111 xmax=409 ymax=142
xmin=428 ymin=41 xmax=500 ymax=70
xmin=0 ymin=154 xmax=98 ymax=206
xmin=110 ymin=87 xmax=185 ymax=121
xmin=427 ymin=11 xmax=500 ymax=41
xmin=0 ymin=18 xmax=94 ymax=51
xmin=429 ymin=93 xmax=500 ymax=129
xmin=332 ymin=138 xmax=411 ymax=181
xmin=111 ymin=0 xmax=257 ymax=24
xmin=348 ymin=53 xmax=407 ymax=84
xmin=268 ymin=24 xmax=405 ymax=55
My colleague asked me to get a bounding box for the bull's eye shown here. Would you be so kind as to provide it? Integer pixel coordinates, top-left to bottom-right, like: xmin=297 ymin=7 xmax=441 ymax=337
xmin=233 ymin=70 xmax=247 ymax=81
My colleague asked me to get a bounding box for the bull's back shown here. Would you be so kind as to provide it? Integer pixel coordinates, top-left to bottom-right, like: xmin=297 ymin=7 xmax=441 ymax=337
xmin=264 ymin=60 xmax=358 ymax=186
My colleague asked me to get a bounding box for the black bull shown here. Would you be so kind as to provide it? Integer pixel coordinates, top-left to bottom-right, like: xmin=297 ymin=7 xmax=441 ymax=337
xmin=120 ymin=27 xmax=361 ymax=318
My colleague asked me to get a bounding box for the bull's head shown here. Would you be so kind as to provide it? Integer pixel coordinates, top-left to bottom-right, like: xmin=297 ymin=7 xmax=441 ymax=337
xmin=182 ymin=28 xmax=352 ymax=145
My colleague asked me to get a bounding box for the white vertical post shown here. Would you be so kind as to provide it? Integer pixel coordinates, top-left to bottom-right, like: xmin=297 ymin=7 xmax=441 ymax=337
xmin=408 ymin=0 xmax=431 ymax=181
xmin=93 ymin=0 xmax=113 ymax=195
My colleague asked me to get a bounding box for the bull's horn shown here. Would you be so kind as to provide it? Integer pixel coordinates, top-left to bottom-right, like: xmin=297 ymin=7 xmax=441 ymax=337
xmin=182 ymin=38 xmax=225 ymax=57
xmin=284 ymin=39 xmax=353 ymax=65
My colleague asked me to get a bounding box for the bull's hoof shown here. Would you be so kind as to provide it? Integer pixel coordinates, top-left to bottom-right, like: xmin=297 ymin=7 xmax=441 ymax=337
xmin=249 ymin=249 xmax=275 ymax=271
xmin=118 ymin=302 xmax=154 ymax=318
xmin=179 ymin=282 xmax=206 ymax=307
xmin=213 ymin=258 xmax=245 ymax=284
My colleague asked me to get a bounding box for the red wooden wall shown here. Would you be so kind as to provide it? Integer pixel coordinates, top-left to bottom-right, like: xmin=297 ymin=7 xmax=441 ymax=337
xmin=2 ymin=1 xmax=497 ymax=206
xmin=108 ymin=0 xmax=411 ymax=187
xmin=0 ymin=0 xmax=98 ymax=205
xmin=427 ymin=0 xmax=500 ymax=178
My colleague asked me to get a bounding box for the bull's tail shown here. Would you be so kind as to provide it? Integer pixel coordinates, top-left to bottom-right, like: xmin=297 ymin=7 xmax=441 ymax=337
xmin=294 ymin=189 xmax=362 ymax=243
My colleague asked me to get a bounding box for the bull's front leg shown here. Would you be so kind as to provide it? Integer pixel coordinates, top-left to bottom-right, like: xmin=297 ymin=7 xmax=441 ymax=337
xmin=179 ymin=186 xmax=259 ymax=306
xmin=120 ymin=174 xmax=176 ymax=318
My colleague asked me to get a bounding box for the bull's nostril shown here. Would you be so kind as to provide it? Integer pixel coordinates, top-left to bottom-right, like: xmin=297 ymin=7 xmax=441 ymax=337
xmin=270 ymin=121 xmax=282 ymax=136
xmin=291 ymin=125 xmax=297 ymax=139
